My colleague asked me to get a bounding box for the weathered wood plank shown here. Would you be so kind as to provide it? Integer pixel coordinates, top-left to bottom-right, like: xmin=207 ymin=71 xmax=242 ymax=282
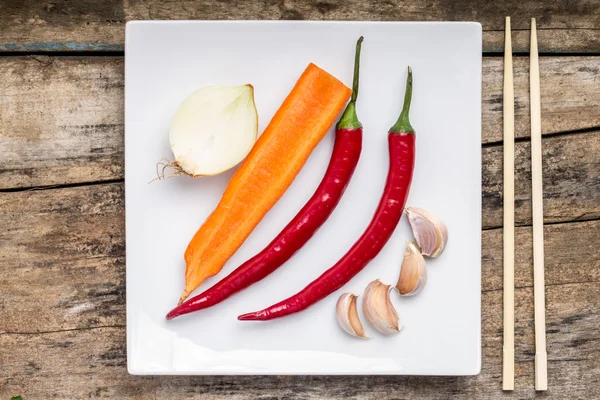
xmin=482 ymin=131 xmax=600 ymax=228
xmin=0 ymin=183 xmax=125 ymax=334
xmin=483 ymin=57 xmax=600 ymax=143
xmin=1 ymin=56 xmax=599 ymax=190
xmin=481 ymin=219 xmax=600 ymax=293
xmin=1 ymin=0 xmax=599 ymax=53
xmin=0 ymin=0 xmax=124 ymax=52
xmin=0 ymin=180 xmax=598 ymax=334
xmin=0 ymin=56 xmax=124 ymax=189
xmin=1 ymin=282 xmax=598 ymax=399
xmin=484 ymin=28 xmax=600 ymax=54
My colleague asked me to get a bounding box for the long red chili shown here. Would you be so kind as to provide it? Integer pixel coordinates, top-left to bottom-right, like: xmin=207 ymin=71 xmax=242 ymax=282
xmin=166 ymin=37 xmax=365 ymax=320
xmin=238 ymin=67 xmax=416 ymax=321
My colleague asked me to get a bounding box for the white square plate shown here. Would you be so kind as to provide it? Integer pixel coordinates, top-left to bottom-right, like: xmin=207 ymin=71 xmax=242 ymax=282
xmin=125 ymin=21 xmax=482 ymax=375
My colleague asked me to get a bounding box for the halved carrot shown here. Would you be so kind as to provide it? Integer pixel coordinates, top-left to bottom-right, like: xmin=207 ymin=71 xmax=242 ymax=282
xmin=179 ymin=63 xmax=352 ymax=303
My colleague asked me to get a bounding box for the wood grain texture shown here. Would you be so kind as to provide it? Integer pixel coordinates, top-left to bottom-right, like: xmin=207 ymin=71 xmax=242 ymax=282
xmin=1 ymin=283 xmax=598 ymax=399
xmin=1 ymin=56 xmax=599 ymax=191
xmin=483 ymin=56 xmax=600 ymax=143
xmin=0 ymin=0 xmax=599 ymax=53
xmin=0 ymin=56 xmax=124 ymax=189
xmin=0 ymin=183 xmax=125 ymax=334
xmin=482 ymin=130 xmax=600 ymax=228
xmin=1 ymin=3 xmax=599 ymax=396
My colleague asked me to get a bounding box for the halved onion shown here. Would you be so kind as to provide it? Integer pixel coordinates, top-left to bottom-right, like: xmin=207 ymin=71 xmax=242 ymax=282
xmin=168 ymin=84 xmax=258 ymax=177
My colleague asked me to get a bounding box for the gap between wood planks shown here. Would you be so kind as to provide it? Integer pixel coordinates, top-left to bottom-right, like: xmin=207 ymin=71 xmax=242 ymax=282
xmin=0 ymin=324 xmax=125 ymax=336
xmin=481 ymin=214 xmax=600 ymax=231
xmin=480 ymin=279 xmax=600 ymax=294
xmin=481 ymin=126 xmax=600 ymax=148
xmin=0 ymin=178 xmax=124 ymax=193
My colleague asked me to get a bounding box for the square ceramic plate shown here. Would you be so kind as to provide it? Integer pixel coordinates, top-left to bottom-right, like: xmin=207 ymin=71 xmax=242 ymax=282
xmin=125 ymin=21 xmax=482 ymax=375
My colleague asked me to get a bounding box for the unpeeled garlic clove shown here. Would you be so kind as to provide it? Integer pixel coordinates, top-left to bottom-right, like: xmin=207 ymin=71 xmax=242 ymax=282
xmin=363 ymin=280 xmax=402 ymax=334
xmin=336 ymin=293 xmax=368 ymax=339
xmin=406 ymin=207 xmax=448 ymax=257
xmin=395 ymin=241 xmax=427 ymax=296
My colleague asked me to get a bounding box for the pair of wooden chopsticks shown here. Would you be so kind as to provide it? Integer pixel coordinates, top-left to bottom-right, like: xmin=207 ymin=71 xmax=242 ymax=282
xmin=502 ymin=17 xmax=547 ymax=391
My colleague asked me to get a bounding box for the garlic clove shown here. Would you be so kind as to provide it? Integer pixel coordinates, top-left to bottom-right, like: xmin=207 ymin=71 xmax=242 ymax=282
xmin=395 ymin=241 xmax=427 ymax=296
xmin=336 ymin=293 xmax=368 ymax=339
xmin=406 ymin=207 xmax=448 ymax=257
xmin=363 ymin=280 xmax=402 ymax=335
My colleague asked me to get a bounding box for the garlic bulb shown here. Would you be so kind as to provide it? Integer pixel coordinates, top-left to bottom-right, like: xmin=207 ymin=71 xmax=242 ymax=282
xmin=395 ymin=241 xmax=427 ymax=296
xmin=336 ymin=293 xmax=368 ymax=339
xmin=363 ymin=280 xmax=402 ymax=334
xmin=406 ymin=207 xmax=448 ymax=257
xmin=168 ymin=84 xmax=258 ymax=177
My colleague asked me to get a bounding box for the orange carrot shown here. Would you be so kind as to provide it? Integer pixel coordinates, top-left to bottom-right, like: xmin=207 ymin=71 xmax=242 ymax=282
xmin=178 ymin=63 xmax=352 ymax=303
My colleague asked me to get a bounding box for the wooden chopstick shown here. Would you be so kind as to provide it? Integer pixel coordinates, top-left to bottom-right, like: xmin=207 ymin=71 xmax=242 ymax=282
xmin=502 ymin=16 xmax=515 ymax=392
xmin=530 ymin=18 xmax=548 ymax=391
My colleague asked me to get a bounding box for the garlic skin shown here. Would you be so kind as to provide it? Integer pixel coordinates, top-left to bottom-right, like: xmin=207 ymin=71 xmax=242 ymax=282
xmin=395 ymin=241 xmax=427 ymax=296
xmin=336 ymin=293 xmax=368 ymax=339
xmin=406 ymin=207 xmax=448 ymax=257
xmin=169 ymin=84 xmax=258 ymax=177
xmin=363 ymin=280 xmax=402 ymax=334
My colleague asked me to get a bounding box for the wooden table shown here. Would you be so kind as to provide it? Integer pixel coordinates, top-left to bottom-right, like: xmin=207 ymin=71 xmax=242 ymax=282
xmin=1 ymin=1 xmax=599 ymax=398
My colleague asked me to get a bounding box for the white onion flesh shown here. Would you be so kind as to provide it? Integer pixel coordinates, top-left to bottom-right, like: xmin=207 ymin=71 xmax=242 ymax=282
xmin=169 ymin=85 xmax=258 ymax=176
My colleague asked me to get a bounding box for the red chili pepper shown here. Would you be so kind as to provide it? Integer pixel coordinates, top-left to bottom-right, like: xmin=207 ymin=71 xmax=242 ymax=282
xmin=166 ymin=37 xmax=365 ymax=321
xmin=238 ymin=67 xmax=416 ymax=321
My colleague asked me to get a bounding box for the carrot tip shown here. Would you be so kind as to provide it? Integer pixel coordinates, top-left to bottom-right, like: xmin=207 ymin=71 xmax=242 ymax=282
xmin=177 ymin=292 xmax=188 ymax=306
